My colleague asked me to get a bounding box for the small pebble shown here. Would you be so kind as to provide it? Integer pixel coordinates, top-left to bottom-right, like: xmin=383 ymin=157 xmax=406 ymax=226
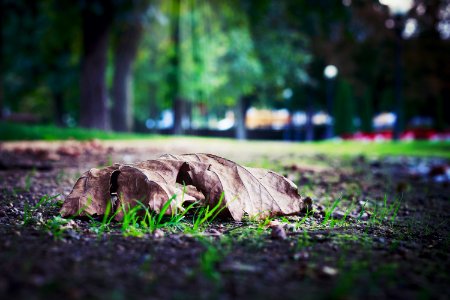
xmin=153 ymin=229 xmax=165 ymax=238
xmin=321 ymin=266 xmax=338 ymax=277
xmin=284 ymin=223 xmax=297 ymax=232
xmin=315 ymin=234 xmax=326 ymax=241
xmin=270 ymin=225 xmax=287 ymax=240
xmin=360 ymin=212 xmax=369 ymax=221
xmin=293 ymin=251 xmax=309 ymax=261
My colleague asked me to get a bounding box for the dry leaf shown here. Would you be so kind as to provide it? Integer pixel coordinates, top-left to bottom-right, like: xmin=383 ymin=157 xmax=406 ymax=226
xmin=60 ymin=165 xmax=119 ymax=217
xmin=111 ymin=160 xmax=197 ymax=220
xmin=60 ymin=153 xmax=308 ymax=221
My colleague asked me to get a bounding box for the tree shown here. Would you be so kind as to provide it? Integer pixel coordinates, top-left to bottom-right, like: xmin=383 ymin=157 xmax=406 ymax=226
xmin=40 ymin=1 xmax=80 ymax=126
xmin=2 ymin=0 xmax=80 ymax=124
xmin=79 ymin=0 xmax=114 ymax=130
xmin=2 ymin=0 xmax=47 ymax=119
xmin=111 ymin=1 xmax=149 ymax=132
xmin=216 ymin=24 xmax=262 ymax=140
xmin=132 ymin=1 xmax=173 ymax=129
xmin=167 ymin=0 xmax=183 ymax=134
xmin=403 ymin=0 xmax=450 ymax=129
xmin=242 ymin=0 xmax=311 ymax=140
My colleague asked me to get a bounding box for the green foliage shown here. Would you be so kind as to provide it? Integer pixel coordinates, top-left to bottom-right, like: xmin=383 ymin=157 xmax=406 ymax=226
xmin=189 ymin=193 xmax=227 ymax=232
xmin=87 ymin=201 xmax=118 ymax=236
xmin=83 ymin=192 xmax=228 ymax=238
xmin=131 ymin=0 xmax=311 ymax=124
xmin=2 ymin=0 xmax=448 ymax=131
xmin=44 ymin=216 xmax=71 ymax=240
xmin=23 ymin=169 xmax=35 ymax=192
xmin=296 ymin=208 xmax=313 ymax=228
xmin=198 ymin=235 xmax=232 ymax=283
xmin=199 ymin=241 xmax=222 ymax=282
xmin=296 ymin=231 xmax=312 ymax=250
xmin=120 ymin=204 xmax=146 ymax=237
xmin=3 ymin=0 xmax=80 ymax=122
xmin=322 ymin=198 xmax=342 ymax=226
xmin=367 ymin=195 xmax=401 ymax=227
xmin=23 ymin=194 xmax=60 ymax=226
xmin=245 ymin=1 xmax=311 ymax=106
xmin=317 ymin=194 xmax=401 ymax=231
xmin=0 ymin=122 xmax=161 ymax=141
xmin=119 ymin=196 xmax=187 ymax=236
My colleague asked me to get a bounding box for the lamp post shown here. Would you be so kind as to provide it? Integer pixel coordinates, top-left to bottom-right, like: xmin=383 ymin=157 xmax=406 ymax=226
xmin=379 ymin=0 xmax=413 ymax=141
xmin=324 ymin=65 xmax=338 ymax=139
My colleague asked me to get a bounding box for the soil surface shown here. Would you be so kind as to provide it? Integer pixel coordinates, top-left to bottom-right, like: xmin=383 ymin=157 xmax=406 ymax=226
xmin=0 ymin=140 xmax=449 ymax=300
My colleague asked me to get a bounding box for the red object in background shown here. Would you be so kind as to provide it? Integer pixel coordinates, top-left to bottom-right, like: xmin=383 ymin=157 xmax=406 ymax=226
xmin=342 ymin=131 xmax=392 ymax=141
xmin=400 ymin=129 xmax=437 ymax=140
xmin=342 ymin=129 xmax=450 ymax=141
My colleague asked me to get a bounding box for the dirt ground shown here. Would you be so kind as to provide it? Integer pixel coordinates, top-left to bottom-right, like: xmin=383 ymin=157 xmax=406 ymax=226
xmin=0 ymin=140 xmax=449 ymax=300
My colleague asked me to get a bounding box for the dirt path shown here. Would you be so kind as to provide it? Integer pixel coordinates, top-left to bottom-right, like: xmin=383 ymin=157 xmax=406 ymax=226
xmin=0 ymin=141 xmax=449 ymax=299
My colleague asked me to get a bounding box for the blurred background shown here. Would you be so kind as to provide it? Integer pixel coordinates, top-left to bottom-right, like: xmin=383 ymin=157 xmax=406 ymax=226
xmin=1 ymin=0 xmax=449 ymax=141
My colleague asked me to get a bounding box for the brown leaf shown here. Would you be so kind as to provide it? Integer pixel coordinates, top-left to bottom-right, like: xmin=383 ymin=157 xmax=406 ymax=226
xmin=60 ymin=153 xmax=308 ymax=221
xmin=111 ymin=160 xmax=197 ymax=220
xmin=60 ymin=165 xmax=119 ymax=217
xmin=160 ymin=154 xmax=305 ymax=221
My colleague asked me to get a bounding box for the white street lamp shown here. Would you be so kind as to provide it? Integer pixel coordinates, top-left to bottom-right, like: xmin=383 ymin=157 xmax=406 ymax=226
xmin=324 ymin=65 xmax=338 ymax=79
xmin=379 ymin=0 xmax=414 ymax=16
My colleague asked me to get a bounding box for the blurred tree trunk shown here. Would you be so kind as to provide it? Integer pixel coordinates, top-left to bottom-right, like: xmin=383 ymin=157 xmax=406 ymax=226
xmin=235 ymin=95 xmax=251 ymax=140
xmin=111 ymin=12 xmax=143 ymax=132
xmin=190 ymin=0 xmax=201 ymax=133
xmin=79 ymin=0 xmax=114 ymax=130
xmin=169 ymin=0 xmax=183 ymax=135
xmin=173 ymin=98 xmax=185 ymax=135
xmin=185 ymin=101 xmax=192 ymax=132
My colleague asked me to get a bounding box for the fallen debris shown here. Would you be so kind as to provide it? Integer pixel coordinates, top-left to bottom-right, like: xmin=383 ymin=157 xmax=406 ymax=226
xmin=61 ymin=153 xmax=309 ymax=221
